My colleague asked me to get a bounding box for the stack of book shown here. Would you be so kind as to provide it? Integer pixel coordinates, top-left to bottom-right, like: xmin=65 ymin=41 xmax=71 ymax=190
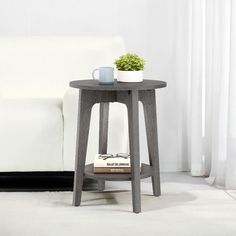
xmin=94 ymin=153 xmax=131 ymax=173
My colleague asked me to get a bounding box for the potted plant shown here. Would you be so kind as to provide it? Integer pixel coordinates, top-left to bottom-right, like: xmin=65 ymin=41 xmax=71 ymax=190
xmin=114 ymin=53 xmax=145 ymax=82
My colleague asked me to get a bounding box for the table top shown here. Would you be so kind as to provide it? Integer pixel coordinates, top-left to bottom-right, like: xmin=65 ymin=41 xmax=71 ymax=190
xmin=69 ymin=79 xmax=167 ymax=91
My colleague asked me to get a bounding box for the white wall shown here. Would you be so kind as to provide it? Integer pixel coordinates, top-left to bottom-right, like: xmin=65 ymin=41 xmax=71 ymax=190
xmin=0 ymin=0 xmax=149 ymax=56
xmin=0 ymin=0 xmax=189 ymax=172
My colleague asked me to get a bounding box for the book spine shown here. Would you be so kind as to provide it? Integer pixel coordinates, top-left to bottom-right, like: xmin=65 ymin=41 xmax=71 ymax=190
xmin=94 ymin=167 xmax=131 ymax=173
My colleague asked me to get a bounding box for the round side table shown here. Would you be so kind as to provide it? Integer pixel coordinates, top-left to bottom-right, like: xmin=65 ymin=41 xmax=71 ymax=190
xmin=70 ymin=79 xmax=167 ymax=213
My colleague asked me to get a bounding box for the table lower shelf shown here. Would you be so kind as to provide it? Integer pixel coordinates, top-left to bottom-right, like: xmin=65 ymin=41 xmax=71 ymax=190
xmin=84 ymin=163 xmax=153 ymax=181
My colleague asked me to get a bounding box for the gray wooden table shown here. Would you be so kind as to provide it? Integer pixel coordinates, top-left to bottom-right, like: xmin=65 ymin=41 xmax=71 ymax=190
xmin=70 ymin=79 xmax=167 ymax=213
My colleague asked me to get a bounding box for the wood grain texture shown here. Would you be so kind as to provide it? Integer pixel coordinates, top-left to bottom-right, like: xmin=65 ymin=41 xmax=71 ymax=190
xmin=70 ymin=79 xmax=167 ymax=91
xmin=72 ymin=80 xmax=166 ymax=213
xmin=139 ymin=90 xmax=161 ymax=196
xmin=97 ymin=102 xmax=109 ymax=191
xmin=127 ymin=90 xmax=141 ymax=213
xmin=99 ymin=103 xmax=109 ymax=154
xmin=85 ymin=163 xmax=152 ymax=181
xmin=73 ymin=90 xmax=93 ymax=206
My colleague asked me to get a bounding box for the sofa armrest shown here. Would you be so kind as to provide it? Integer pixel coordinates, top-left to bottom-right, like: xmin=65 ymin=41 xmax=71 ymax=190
xmin=62 ymin=87 xmax=129 ymax=171
xmin=62 ymin=88 xmax=79 ymax=171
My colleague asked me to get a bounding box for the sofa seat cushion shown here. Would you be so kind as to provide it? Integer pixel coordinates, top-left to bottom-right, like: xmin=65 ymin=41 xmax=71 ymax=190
xmin=0 ymin=98 xmax=63 ymax=171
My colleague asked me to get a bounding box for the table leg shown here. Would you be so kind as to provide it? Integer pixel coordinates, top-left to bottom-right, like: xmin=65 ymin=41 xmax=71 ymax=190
xmin=98 ymin=102 xmax=109 ymax=191
xmin=127 ymin=90 xmax=141 ymax=213
xmin=73 ymin=90 xmax=93 ymax=206
xmin=139 ymin=90 xmax=161 ymax=196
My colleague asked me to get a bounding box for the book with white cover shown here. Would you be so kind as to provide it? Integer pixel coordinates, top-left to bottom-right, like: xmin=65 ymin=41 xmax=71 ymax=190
xmin=94 ymin=154 xmax=130 ymax=168
xmin=93 ymin=154 xmax=141 ymax=173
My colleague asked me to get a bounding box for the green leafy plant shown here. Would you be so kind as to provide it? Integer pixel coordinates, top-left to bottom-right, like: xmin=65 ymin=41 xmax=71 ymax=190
xmin=114 ymin=53 xmax=145 ymax=71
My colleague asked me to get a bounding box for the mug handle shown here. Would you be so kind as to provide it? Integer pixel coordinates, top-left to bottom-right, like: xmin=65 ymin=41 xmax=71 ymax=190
xmin=92 ymin=69 xmax=99 ymax=80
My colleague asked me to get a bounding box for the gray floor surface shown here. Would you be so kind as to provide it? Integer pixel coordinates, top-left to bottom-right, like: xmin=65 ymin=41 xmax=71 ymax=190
xmin=0 ymin=172 xmax=235 ymax=236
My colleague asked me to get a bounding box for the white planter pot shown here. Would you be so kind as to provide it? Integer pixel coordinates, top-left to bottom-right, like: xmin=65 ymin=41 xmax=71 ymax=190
xmin=117 ymin=70 xmax=143 ymax=83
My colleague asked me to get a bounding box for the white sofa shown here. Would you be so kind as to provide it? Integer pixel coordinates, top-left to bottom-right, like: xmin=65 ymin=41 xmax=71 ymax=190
xmin=0 ymin=36 xmax=128 ymax=172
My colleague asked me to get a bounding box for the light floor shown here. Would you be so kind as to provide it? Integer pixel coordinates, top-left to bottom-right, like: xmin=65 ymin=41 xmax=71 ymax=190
xmin=0 ymin=172 xmax=236 ymax=236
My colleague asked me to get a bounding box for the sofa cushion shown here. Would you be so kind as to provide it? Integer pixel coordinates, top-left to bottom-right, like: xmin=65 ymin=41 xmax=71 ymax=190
xmin=0 ymin=98 xmax=63 ymax=171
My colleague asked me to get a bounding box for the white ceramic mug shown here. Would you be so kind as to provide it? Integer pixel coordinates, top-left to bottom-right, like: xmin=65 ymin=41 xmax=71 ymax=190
xmin=92 ymin=67 xmax=114 ymax=84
